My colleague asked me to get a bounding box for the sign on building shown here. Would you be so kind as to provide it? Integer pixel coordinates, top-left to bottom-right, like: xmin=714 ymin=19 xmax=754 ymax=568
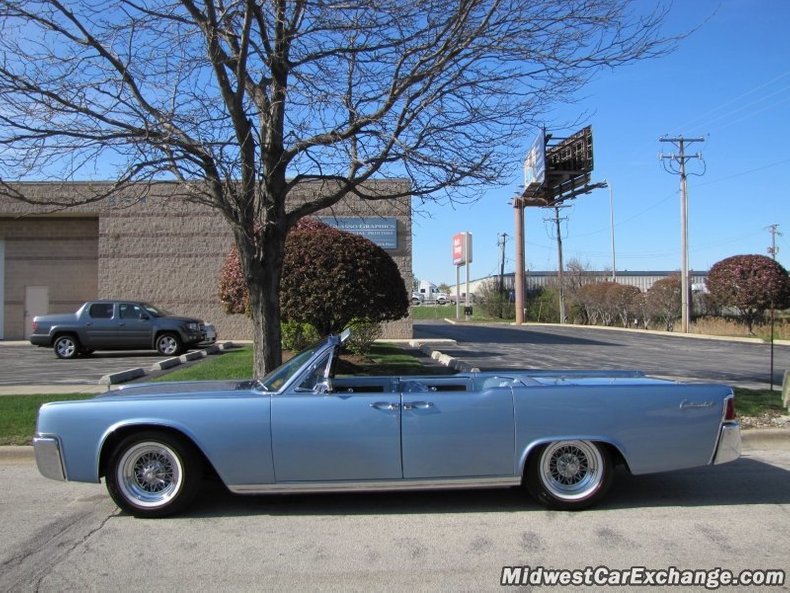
xmin=319 ymin=217 xmax=398 ymax=250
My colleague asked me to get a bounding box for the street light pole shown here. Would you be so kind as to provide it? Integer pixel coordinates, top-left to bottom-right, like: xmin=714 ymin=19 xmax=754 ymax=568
xmin=605 ymin=180 xmax=616 ymax=281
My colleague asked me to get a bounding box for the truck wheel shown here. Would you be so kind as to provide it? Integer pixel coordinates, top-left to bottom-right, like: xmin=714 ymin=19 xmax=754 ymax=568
xmin=155 ymin=332 xmax=182 ymax=356
xmin=525 ymin=440 xmax=613 ymax=510
xmin=53 ymin=335 xmax=79 ymax=359
xmin=105 ymin=431 xmax=201 ymax=518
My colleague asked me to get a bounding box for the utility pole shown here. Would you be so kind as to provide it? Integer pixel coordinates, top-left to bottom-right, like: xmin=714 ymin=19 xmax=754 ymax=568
xmin=497 ymin=233 xmax=509 ymax=293
xmin=659 ymin=135 xmax=705 ymax=333
xmin=497 ymin=233 xmax=509 ymax=318
xmin=767 ymin=224 xmax=781 ymax=260
xmin=545 ymin=206 xmax=568 ymax=324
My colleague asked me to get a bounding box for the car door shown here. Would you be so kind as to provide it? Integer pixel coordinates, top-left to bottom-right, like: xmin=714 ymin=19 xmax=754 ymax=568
xmin=83 ymin=302 xmax=116 ymax=347
xmin=270 ymin=351 xmax=402 ymax=482
xmin=116 ymin=303 xmax=152 ymax=348
xmin=400 ymin=378 xmax=515 ymax=479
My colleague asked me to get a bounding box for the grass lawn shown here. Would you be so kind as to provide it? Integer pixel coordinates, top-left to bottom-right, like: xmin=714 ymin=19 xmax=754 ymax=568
xmin=151 ymin=346 xmax=255 ymax=382
xmin=733 ymin=387 xmax=787 ymax=417
xmin=409 ymin=304 xmax=510 ymax=323
xmin=0 ymin=394 xmax=95 ymax=446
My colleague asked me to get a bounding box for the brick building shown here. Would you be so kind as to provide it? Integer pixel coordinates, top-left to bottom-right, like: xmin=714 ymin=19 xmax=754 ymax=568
xmin=0 ymin=181 xmax=413 ymax=341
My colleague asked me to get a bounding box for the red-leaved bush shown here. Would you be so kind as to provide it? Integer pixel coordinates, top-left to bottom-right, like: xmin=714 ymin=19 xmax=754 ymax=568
xmin=706 ymin=255 xmax=790 ymax=332
xmin=219 ymin=218 xmax=409 ymax=336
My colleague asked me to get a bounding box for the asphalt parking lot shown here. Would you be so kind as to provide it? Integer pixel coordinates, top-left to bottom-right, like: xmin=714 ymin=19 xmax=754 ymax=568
xmin=0 ymin=342 xmax=192 ymax=388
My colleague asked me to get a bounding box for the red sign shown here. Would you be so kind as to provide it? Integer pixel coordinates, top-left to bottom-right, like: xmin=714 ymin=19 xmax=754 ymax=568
xmin=452 ymin=232 xmax=472 ymax=266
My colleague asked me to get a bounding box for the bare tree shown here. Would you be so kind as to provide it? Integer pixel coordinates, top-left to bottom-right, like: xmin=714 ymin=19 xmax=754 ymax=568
xmin=0 ymin=0 xmax=677 ymax=375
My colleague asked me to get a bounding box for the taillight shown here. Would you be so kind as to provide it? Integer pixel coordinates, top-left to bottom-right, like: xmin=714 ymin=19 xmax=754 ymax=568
xmin=32 ymin=321 xmax=38 ymax=332
xmin=724 ymin=397 xmax=736 ymax=420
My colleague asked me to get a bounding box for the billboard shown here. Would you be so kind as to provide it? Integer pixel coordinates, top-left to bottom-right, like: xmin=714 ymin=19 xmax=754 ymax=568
xmin=524 ymin=128 xmax=546 ymax=188
xmin=452 ymin=232 xmax=473 ymax=266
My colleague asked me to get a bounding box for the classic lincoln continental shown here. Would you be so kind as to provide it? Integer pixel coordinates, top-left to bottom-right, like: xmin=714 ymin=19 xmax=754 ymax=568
xmin=34 ymin=331 xmax=741 ymax=518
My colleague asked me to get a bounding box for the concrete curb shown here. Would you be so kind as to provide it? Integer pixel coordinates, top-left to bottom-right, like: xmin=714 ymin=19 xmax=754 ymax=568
xmin=98 ymin=341 xmax=238 ymax=385
xmin=419 ymin=344 xmax=479 ymax=373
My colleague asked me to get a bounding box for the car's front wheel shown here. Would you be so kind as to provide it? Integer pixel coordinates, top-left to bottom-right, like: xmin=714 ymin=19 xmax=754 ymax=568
xmin=525 ymin=440 xmax=613 ymax=510
xmin=155 ymin=332 xmax=182 ymax=356
xmin=105 ymin=431 xmax=201 ymax=518
xmin=53 ymin=334 xmax=79 ymax=359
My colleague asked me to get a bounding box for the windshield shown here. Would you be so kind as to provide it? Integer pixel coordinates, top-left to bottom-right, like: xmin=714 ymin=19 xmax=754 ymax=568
xmin=258 ymin=340 xmax=329 ymax=392
xmin=142 ymin=303 xmax=172 ymax=317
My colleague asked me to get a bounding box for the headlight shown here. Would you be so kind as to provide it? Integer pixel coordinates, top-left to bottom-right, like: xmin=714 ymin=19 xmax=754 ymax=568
xmin=186 ymin=322 xmax=199 ymax=331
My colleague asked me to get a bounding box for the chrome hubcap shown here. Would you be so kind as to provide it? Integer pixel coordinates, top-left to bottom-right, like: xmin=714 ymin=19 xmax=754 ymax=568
xmin=540 ymin=440 xmax=603 ymax=501
xmin=56 ymin=338 xmax=76 ymax=357
xmin=117 ymin=442 xmax=182 ymax=508
xmin=159 ymin=337 xmax=177 ymax=354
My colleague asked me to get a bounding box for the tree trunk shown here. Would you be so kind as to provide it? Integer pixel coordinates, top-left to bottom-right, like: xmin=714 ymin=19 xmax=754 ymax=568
xmin=236 ymin=226 xmax=287 ymax=378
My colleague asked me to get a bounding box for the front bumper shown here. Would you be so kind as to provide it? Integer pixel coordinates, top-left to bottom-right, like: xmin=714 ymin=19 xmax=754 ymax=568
xmin=712 ymin=421 xmax=741 ymax=465
xmin=33 ymin=436 xmax=66 ymax=481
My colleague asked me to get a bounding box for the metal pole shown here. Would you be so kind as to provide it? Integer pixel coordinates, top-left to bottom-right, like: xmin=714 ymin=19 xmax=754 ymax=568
xmin=679 ymin=144 xmax=689 ymax=334
xmin=455 ymin=265 xmax=460 ymax=320
xmin=554 ymin=207 xmax=566 ymax=324
xmin=514 ymin=202 xmax=525 ymax=324
xmin=608 ymin=181 xmax=616 ymax=281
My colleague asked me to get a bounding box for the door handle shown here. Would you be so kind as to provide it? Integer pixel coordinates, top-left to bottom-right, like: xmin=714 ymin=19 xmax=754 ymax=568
xmin=402 ymin=401 xmax=434 ymax=410
xmin=370 ymin=402 xmax=398 ymax=411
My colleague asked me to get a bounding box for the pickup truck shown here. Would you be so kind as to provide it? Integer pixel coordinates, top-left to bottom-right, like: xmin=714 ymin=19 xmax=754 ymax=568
xmin=30 ymin=300 xmax=214 ymax=359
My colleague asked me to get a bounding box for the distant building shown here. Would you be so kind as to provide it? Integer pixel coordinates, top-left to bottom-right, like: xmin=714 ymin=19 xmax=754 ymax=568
xmin=465 ymin=271 xmax=709 ymax=297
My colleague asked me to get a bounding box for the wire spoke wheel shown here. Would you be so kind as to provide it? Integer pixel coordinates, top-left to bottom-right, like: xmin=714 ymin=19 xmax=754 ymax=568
xmin=117 ymin=442 xmax=183 ymax=508
xmin=526 ymin=440 xmax=613 ymax=510
xmin=106 ymin=431 xmax=201 ymax=518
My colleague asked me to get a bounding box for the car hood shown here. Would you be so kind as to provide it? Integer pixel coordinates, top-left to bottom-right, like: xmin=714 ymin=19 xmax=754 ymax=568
xmin=159 ymin=315 xmax=202 ymax=324
xmin=97 ymin=380 xmax=261 ymax=400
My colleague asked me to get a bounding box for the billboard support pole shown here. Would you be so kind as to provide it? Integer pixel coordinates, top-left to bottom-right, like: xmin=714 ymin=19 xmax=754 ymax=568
xmin=514 ymin=202 xmax=525 ymax=324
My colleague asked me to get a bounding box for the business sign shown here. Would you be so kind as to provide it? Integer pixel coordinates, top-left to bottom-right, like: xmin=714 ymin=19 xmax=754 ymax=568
xmin=524 ymin=128 xmax=546 ymax=188
xmin=319 ymin=217 xmax=398 ymax=250
xmin=452 ymin=232 xmax=473 ymax=266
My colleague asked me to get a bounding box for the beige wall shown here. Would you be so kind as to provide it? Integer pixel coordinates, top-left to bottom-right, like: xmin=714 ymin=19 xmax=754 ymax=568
xmin=0 ymin=217 xmax=98 ymax=339
xmin=0 ymin=181 xmax=413 ymax=341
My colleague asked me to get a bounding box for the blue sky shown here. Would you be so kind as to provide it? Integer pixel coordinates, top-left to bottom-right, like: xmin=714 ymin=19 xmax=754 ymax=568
xmin=412 ymin=1 xmax=790 ymax=287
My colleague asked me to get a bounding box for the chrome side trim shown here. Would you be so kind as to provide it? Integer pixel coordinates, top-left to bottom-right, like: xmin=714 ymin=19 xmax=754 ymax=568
xmin=712 ymin=421 xmax=741 ymax=465
xmin=227 ymin=476 xmax=520 ymax=495
xmin=33 ymin=436 xmax=66 ymax=481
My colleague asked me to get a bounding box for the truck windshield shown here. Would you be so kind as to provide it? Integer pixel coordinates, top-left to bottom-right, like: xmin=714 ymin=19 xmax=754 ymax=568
xmin=142 ymin=303 xmax=172 ymax=317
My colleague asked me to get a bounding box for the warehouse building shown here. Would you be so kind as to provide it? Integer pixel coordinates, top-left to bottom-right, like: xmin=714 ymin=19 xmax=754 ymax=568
xmin=0 ymin=181 xmax=413 ymax=341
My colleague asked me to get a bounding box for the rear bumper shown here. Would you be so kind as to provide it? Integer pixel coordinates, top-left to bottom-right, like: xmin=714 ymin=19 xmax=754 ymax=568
xmin=29 ymin=335 xmax=51 ymax=347
xmin=712 ymin=421 xmax=741 ymax=465
xmin=33 ymin=436 xmax=66 ymax=481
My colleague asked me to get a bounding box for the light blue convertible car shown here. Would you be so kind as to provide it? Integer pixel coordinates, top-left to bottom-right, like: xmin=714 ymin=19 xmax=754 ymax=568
xmin=34 ymin=331 xmax=741 ymax=518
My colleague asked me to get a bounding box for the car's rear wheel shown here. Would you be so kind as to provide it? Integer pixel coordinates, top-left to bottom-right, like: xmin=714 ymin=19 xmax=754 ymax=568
xmin=155 ymin=332 xmax=182 ymax=356
xmin=106 ymin=431 xmax=201 ymax=518
xmin=53 ymin=334 xmax=79 ymax=359
xmin=525 ymin=440 xmax=613 ymax=510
